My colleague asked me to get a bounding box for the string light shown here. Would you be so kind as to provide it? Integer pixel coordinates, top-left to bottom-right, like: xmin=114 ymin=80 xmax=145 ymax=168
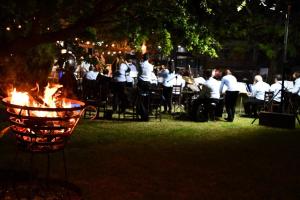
xmin=18 ymin=25 xmax=22 ymax=29
xmin=46 ymin=27 xmax=50 ymax=31
xmin=6 ymin=27 xmax=11 ymax=31
xmin=61 ymin=49 xmax=67 ymax=54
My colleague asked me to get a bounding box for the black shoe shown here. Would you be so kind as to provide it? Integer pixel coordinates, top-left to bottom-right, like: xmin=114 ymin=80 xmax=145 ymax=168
xmin=225 ymin=118 xmax=233 ymax=122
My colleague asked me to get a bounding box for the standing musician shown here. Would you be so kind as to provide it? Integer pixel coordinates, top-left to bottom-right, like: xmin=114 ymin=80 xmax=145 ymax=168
xmin=159 ymin=63 xmax=175 ymax=114
xmin=219 ymin=69 xmax=239 ymax=122
xmin=112 ymin=56 xmax=129 ymax=113
xmin=136 ymin=53 xmax=154 ymax=121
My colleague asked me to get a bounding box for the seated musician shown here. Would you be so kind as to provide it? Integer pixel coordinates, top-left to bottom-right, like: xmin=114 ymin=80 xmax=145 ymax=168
xmin=205 ymin=69 xmax=223 ymax=120
xmin=85 ymin=65 xmax=99 ymax=80
xmin=96 ymin=68 xmax=112 ymax=101
xmin=289 ymin=72 xmax=300 ymax=113
xmin=270 ymin=74 xmax=283 ymax=104
xmin=172 ymin=68 xmax=186 ymax=88
xmin=125 ymin=57 xmax=137 ymax=87
xmin=244 ymin=75 xmax=270 ymax=117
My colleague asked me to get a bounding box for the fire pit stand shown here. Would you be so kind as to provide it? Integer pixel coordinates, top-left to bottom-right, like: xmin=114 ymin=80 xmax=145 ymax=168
xmin=2 ymin=97 xmax=85 ymax=198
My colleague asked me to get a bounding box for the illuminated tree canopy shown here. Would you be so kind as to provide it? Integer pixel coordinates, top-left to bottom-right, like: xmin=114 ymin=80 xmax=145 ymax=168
xmin=0 ymin=0 xmax=224 ymax=58
xmin=0 ymin=0 xmax=299 ymax=72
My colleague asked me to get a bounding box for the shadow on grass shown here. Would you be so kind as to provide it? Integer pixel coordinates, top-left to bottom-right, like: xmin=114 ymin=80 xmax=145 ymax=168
xmin=0 ymin=169 xmax=82 ymax=200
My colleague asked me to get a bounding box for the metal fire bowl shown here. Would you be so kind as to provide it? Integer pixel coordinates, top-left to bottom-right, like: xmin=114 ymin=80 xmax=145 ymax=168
xmin=2 ymin=97 xmax=85 ymax=153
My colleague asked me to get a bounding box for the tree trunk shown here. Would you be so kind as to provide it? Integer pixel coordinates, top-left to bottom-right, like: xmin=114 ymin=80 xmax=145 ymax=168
xmin=267 ymin=59 xmax=278 ymax=83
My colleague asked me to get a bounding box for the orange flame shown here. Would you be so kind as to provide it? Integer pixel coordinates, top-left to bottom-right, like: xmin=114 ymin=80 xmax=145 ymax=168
xmin=9 ymin=83 xmax=71 ymax=117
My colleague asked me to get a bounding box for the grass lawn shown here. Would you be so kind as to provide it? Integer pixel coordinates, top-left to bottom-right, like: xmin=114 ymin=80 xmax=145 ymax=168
xmin=0 ymin=115 xmax=300 ymax=199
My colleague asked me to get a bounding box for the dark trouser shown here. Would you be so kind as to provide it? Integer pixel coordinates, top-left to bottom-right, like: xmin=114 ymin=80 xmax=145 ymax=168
xmin=224 ymin=91 xmax=239 ymax=121
xmin=162 ymin=86 xmax=173 ymax=112
xmin=137 ymin=80 xmax=151 ymax=121
xmin=208 ymin=98 xmax=224 ymax=120
xmin=126 ymin=82 xmax=133 ymax=88
xmin=291 ymin=94 xmax=300 ymax=114
xmin=112 ymin=81 xmax=127 ymax=112
xmin=243 ymin=97 xmax=264 ymax=117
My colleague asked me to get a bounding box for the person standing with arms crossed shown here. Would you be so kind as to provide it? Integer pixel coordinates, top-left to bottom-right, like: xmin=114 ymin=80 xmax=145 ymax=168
xmin=220 ymin=69 xmax=239 ymax=122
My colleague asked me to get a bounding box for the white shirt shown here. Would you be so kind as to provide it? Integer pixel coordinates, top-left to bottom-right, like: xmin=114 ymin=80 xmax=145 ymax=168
xmin=270 ymin=82 xmax=282 ymax=102
xmin=205 ymin=77 xmax=221 ymax=99
xmin=126 ymin=63 xmax=138 ymax=83
xmin=80 ymin=61 xmax=90 ymax=74
xmin=160 ymin=69 xmax=175 ymax=87
xmin=114 ymin=63 xmax=128 ymax=82
xmin=251 ymin=81 xmax=270 ymax=101
xmin=194 ymin=77 xmax=206 ymax=85
xmin=220 ymin=74 xmax=239 ymax=93
xmin=290 ymin=78 xmax=300 ymax=96
xmin=170 ymin=74 xmax=186 ymax=88
xmin=139 ymin=60 xmax=153 ymax=82
xmin=85 ymin=71 xmax=99 ymax=80
xmin=128 ymin=63 xmax=137 ymax=77
xmin=150 ymin=72 xmax=158 ymax=85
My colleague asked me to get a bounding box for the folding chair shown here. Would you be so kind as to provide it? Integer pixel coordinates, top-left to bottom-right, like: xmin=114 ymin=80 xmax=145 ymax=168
xmin=251 ymin=91 xmax=274 ymax=124
xmin=172 ymin=84 xmax=183 ymax=113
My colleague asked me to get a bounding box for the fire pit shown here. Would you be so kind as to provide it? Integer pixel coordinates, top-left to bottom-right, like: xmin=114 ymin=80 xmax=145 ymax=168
xmin=1 ymin=84 xmax=85 ymax=199
xmin=1 ymin=84 xmax=85 ymax=153
xmin=2 ymin=97 xmax=85 ymax=152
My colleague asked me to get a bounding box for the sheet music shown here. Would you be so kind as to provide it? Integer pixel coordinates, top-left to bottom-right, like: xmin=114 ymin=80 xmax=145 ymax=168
xmin=237 ymin=82 xmax=248 ymax=94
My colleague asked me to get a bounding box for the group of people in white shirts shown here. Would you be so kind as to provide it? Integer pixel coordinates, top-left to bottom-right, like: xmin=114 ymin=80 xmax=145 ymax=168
xmin=75 ymin=52 xmax=300 ymax=122
xmin=243 ymin=72 xmax=300 ymax=117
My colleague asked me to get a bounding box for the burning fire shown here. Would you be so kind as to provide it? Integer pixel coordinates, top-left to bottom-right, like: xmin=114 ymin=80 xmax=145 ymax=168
xmin=9 ymin=83 xmax=71 ymax=117
xmin=2 ymin=83 xmax=85 ymax=152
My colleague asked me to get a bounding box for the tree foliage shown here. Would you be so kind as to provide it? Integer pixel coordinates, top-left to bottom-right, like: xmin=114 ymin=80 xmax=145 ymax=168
xmin=0 ymin=0 xmax=223 ymax=58
xmin=0 ymin=0 xmax=299 ymax=83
